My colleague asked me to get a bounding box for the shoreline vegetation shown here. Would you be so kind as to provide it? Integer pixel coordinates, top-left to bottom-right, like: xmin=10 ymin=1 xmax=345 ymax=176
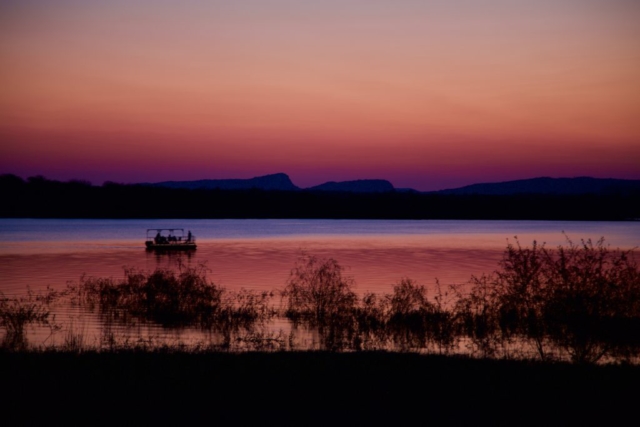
xmin=2 ymin=237 xmax=639 ymax=364
xmin=1 ymin=174 xmax=639 ymax=220
xmin=3 ymin=237 xmax=639 ymax=423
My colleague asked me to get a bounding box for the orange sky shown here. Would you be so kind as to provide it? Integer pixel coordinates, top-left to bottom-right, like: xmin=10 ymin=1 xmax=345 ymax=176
xmin=1 ymin=0 xmax=639 ymax=190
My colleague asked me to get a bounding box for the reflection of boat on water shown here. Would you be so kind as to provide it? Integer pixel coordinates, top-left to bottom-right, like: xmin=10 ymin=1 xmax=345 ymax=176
xmin=145 ymin=228 xmax=196 ymax=251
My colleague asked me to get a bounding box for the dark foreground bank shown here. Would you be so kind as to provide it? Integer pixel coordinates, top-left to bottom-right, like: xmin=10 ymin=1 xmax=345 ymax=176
xmin=2 ymin=351 xmax=638 ymax=426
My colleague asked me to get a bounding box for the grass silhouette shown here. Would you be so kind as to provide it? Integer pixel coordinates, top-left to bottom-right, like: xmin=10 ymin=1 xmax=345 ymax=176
xmin=2 ymin=237 xmax=639 ymax=364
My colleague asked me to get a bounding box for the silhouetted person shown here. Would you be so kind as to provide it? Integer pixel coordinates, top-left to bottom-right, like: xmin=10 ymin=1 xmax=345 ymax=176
xmin=188 ymin=230 xmax=192 ymax=242
xmin=155 ymin=232 xmax=161 ymax=244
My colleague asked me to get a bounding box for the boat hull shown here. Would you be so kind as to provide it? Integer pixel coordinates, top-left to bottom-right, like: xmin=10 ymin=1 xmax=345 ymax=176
xmin=145 ymin=241 xmax=197 ymax=251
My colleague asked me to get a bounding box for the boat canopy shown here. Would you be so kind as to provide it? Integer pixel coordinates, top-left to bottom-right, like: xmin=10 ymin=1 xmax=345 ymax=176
xmin=145 ymin=228 xmax=196 ymax=250
xmin=146 ymin=228 xmax=186 ymax=238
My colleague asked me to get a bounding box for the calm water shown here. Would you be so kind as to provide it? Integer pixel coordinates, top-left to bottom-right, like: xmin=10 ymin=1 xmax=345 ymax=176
xmin=1 ymin=219 xmax=639 ymax=296
xmin=1 ymin=219 xmax=638 ymax=350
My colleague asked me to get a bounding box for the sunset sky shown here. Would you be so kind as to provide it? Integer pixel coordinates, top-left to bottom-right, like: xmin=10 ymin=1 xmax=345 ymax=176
xmin=1 ymin=0 xmax=639 ymax=191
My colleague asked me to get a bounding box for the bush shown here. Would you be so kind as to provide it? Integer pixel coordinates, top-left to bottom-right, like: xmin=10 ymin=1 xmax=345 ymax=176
xmin=73 ymin=264 xmax=274 ymax=342
xmin=283 ymin=255 xmax=357 ymax=324
xmin=455 ymin=236 xmax=640 ymax=363
xmin=282 ymin=255 xmax=358 ymax=350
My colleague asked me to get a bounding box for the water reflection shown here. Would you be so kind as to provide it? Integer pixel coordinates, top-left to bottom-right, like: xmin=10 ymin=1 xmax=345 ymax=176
xmin=2 ymin=219 xmax=639 ymax=360
xmin=148 ymin=249 xmax=195 ymax=265
xmin=4 ymin=238 xmax=639 ymax=365
xmin=0 ymin=236 xmax=506 ymax=296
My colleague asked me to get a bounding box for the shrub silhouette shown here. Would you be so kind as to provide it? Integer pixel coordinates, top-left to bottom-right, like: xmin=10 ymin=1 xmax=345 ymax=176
xmin=354 ymin=292 xmax=390 ymax=350
xmin=73 ymin=264 xmax=274 ymax=347
xmin=283 ymin=255 xmax=357 ymax=323
xmin=455 ymin=236 xmax=640 ymax=363
xmin=282 ymin=255 xmax=358 ymax=350
xmin=8 ymin=235 xmax=640 ymax=362
xmin=387 ymin=278 xmax=435 ymax=351
xmin=455 ymin=274 xmax=505 ymax=358
xmin=541 ymin=238 xmax=640 ymax=363
xmin=494 ymin=240 xmax=550 ymax=359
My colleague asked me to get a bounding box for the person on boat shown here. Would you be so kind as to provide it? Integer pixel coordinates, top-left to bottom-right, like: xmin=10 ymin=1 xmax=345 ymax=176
xmin=187 ymin=230 xmax=192 ymax=242
xmin=155 ymin=231 xmax=161 ymax=244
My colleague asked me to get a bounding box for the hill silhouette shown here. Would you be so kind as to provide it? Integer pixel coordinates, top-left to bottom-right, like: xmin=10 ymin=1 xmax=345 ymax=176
xmin=147 ymin=173 xmax=299 ymax=191
xmin=148 ymin=174 xmax=396 ymax=193
xmin=146 ymin=174 xmax=640 ymax=196
xmin=431 ymin=177 xmax=640 ymax=196
xmin=308 ymin=179 xmax=394 ymax=193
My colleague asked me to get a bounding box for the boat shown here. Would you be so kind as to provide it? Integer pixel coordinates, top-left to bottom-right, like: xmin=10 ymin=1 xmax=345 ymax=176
xmin=145 ymin=228 xmax=196 ymax=251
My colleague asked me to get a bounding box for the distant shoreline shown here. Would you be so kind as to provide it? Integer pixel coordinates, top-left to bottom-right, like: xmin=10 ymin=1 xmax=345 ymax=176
xmin=0 ymin=175 xmax=640 ymax=221
xmin=1 ymin=176 xmax=639 ymax=220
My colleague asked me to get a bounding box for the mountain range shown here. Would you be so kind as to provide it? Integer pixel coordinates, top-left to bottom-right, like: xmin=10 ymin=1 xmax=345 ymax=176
xmin=429 ymin=177 xmax=640 ymax=196
xmin=147 ymin=174 xmax=640 ymax=196
xmin=147 ymin=173 xmax=299 ymax=191
xmin=147 ymin=173 xmax=395 ymax=193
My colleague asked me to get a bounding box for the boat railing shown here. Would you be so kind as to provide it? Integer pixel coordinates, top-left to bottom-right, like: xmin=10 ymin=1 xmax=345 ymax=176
xmin=146 ymin=233 xmax=196 ymax=245
xmin=146 ymin=229 xmax=195 ymax=243
xmin=147 ymin=235 xmax=196 ymax=244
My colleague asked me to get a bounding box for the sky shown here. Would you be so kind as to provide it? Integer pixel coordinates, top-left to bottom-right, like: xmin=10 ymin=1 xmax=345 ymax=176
xmin=1 ymin=0 xmax=639 ymax=191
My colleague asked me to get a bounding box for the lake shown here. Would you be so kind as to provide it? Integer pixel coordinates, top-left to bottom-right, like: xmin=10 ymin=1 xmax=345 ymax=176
xmin=1 ymin=219 xmax=639 ymax=351
xmin=1 ymin=218 xmax=639 ymax=296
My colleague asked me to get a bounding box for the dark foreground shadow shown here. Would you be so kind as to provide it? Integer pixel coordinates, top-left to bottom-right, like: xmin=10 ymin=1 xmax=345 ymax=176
xmin=2 ymin=351 xmax=639 ymax=426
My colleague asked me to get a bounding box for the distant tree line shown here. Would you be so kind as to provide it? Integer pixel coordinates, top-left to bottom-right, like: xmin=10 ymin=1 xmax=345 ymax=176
xmin=1 ymin=174 xmax=638 ymax=220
